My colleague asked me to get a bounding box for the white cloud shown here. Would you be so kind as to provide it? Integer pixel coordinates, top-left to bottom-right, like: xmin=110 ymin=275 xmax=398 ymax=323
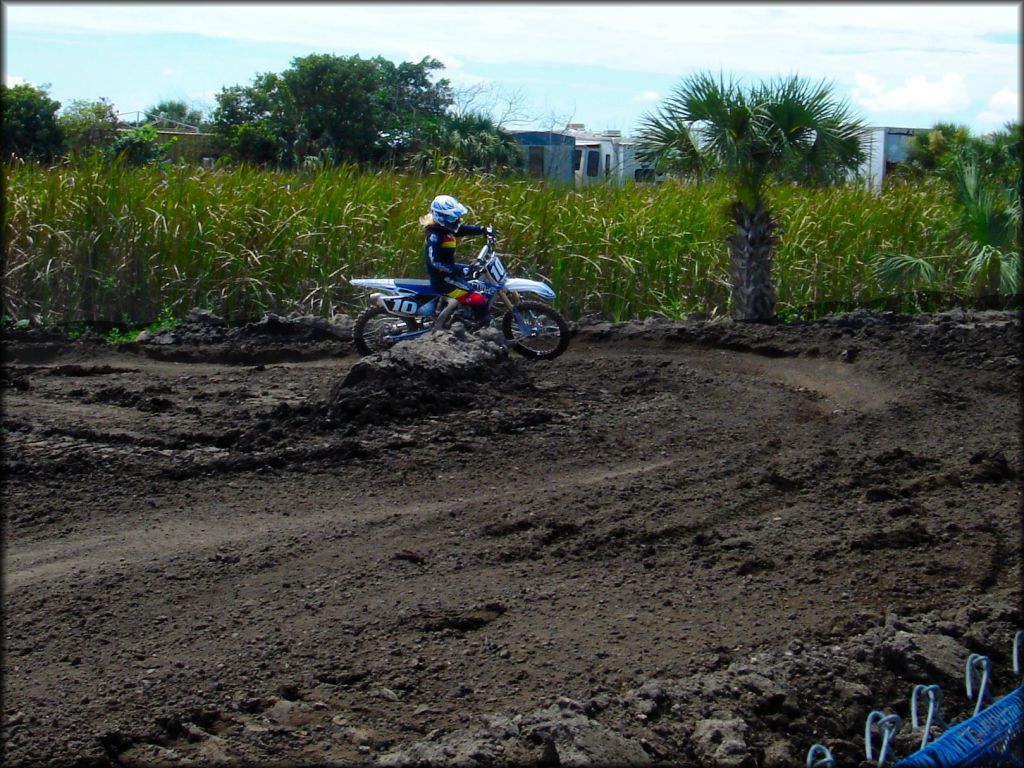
xmin=6 ymin=75 xmax=28 ymax=87
xmin=976 ymin=88 xmax=1021 ymax=130
xmin=851 ymin=72 xmax=969 ymax=113
xmin=634 ymin=90 xmax=660 ymax=103
xmin=987 ymin=89 xmax=1019 ymax=114
xmin=7 ymin=3 xmax=1018 ymax=76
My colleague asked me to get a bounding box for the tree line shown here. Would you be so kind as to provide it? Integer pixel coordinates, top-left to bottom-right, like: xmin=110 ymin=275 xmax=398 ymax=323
xmin=1 ymin=53 xmax=522 ymax=172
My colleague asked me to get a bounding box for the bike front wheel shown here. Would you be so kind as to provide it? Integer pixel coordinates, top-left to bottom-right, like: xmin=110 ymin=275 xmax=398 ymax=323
xmin=352 ymin=305 xmax=418 ymax=356
xmin=501 ymin=300 xmax=570 ymax=360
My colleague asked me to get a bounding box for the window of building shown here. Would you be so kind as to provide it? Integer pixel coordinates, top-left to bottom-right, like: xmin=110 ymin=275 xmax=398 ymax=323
xmin=634 ymin=168 xmax=656 ymax=183
xmin=573 ymin=149 xmax=582 ymax=172
xmin=586 ymin=150 xmax=599 ymax=177
xmin=604 ymin=154 xmax=611 ymax=177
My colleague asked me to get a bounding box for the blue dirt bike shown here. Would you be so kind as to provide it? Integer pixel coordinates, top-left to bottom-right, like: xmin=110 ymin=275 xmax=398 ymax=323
xmin=350 ymin=234 xmax=570 ymax=360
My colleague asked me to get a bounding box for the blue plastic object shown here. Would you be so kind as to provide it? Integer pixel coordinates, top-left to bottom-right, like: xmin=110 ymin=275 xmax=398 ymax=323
xmin=893 ymin=686 xmax=1023 ymax=768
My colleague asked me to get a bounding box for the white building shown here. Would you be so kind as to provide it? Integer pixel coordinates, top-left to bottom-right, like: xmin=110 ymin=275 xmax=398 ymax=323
xmin=858 ymin=126 xmax=928 ymax=192
xmin=510 ymin=124 xmax=663 ymax=186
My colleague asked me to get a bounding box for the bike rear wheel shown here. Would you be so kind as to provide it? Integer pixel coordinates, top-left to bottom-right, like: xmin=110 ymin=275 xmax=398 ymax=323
xmin=353 ymin=305 xmax=418 ymax=356
xmin=501 ymin=300 xmax=570 ymax=360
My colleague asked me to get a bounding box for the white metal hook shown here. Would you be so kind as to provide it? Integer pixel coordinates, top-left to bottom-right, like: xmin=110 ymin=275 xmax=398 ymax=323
xmin=965 ymin=653 xmax=991 ymax=716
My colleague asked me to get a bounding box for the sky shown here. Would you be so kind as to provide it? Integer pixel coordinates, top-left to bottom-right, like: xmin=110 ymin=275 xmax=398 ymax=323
xmin=2 ymin=2 xmax=1021 ymax=136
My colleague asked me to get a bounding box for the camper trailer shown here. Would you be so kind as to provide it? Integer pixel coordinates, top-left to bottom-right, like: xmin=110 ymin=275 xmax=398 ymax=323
xmin=507 ymin=130 xmax=576 ymax=183
xmin=565 ymin=124 xmax=663 ymax=186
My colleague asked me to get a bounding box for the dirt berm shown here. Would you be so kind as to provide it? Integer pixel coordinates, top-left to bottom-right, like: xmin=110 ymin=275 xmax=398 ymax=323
xmin=2 ymin=308 xmax=1021 ymax=767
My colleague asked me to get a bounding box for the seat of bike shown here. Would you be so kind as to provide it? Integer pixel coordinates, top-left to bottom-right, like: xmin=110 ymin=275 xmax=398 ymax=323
xmin=393 ymin=279 xmax=441 ymax=294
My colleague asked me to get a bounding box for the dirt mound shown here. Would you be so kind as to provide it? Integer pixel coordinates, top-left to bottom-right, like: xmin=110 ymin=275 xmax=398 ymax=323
xmin=575 ymin=308 xmax=1021 ymax=371
xmin=117 ymin=310 xmax=355 ymax=364
xmin=322 ymin=326 xmax=528 ymax=428
xmin=137 ymin=308 xmax=354 ymax=346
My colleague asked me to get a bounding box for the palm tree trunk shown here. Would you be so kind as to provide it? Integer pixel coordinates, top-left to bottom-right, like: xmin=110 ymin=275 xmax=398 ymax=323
xmin=727 ymin=201 xmax=777 ymax=322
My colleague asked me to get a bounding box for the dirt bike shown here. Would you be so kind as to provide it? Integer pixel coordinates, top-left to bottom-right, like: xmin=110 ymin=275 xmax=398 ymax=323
xmin=350 ymin=234 xmax=570 ymax=360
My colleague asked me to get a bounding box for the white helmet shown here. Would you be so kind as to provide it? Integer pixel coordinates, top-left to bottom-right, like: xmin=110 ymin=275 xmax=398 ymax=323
xmin=430 ymin=195 xmax=468 ymax=230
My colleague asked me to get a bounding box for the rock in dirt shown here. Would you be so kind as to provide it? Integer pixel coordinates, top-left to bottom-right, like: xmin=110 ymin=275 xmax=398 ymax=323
xmin=518 ymin=698 xmax=653 ymax=766
xmin=691 ymin=718 xmax=753 ymax=768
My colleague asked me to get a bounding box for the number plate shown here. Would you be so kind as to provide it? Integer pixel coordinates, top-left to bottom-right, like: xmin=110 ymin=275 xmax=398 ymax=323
xmin=488 ymin=254 xmax=507 ymax=283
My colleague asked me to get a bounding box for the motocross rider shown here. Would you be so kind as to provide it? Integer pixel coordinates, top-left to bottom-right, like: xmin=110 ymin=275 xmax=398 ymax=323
xmin=420 ymin=195 xmax=497 ymax=327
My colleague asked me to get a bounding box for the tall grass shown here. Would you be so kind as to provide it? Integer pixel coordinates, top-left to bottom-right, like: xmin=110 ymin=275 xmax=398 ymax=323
xmin=767 ymin=176 xmax=962 ymax=316
xmin=4 ymin=157 xmax=971 ymax=325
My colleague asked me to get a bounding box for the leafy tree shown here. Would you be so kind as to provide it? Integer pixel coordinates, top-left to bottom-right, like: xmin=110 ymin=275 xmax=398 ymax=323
xmin=637 ymin=72 xmax=867 ymax=321
xmin=212 ymin=72 xmax=293 ymax=165
xmin=375 ymin=56 xmax=453 ymax=160
xmin=1 ymin=83 xmax=63 ymax=160
xmin=279 ymin=53 xmax=383 ymax=163
xmin=145 ymin=99 xmax=207 ymax=131
xmin=903 ymin=121 xmax=1022 ymax=192
xmin=212 ymin=54 xmax=452 ymax=167
xmin=105 ymin=125 xmax=170 ymax=166
xmin=58 ymin=98 xmax=119 ymax=155
xmin=407 ymin=112 xmax=521 ymax=173
xmin=229 ymin=121 xmax=280 ymax=166
xmin=903 ymin=122 xmax=972 ymax=176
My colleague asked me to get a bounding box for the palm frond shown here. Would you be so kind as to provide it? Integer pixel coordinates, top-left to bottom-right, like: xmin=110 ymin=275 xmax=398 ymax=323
xmin=635 ymin=111 xmax=705 ymax=176
xmin=964 ymin=244 xmax=1021 ymax=295
xmin=635 ymin=70 xmax=867 ymax=202
xmin=873 ymin=252 xmax=939 ymax=291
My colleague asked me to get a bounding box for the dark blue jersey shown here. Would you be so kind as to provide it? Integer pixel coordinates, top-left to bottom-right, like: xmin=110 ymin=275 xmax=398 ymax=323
xmin=423 ymin=223 xmax=488 ymax=292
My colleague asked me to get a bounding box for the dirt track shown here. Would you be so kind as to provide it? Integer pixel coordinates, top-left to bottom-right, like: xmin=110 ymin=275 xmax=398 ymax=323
xmin=2 ymin=309 xmax=1021 ymax=767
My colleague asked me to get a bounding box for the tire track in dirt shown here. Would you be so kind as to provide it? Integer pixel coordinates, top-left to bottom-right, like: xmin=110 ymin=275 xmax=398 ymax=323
xmin=6 ymin=345 xmax=896 ymax=590
xmin=566 ymin=342 xmax=897 ymax=413
xmin=4 ymin=457 xmax=678 ymax=592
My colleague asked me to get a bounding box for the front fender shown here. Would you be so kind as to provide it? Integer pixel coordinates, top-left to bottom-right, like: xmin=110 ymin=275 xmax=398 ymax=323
xmin=505 ymin=278 xmax=556 ymax=300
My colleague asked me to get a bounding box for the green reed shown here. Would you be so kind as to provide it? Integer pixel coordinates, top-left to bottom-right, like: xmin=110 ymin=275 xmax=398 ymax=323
xmin=4 ymin=157 xmax=965 ymax=325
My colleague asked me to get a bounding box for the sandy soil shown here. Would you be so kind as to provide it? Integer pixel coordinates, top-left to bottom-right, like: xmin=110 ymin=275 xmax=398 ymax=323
xmin=2 ymin=309 xmax=1021 ymax=768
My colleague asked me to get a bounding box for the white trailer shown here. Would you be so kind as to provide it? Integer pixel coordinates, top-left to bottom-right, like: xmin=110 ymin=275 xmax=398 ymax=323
xmin=565 ymin=125 xmax=663 ymax=186
xmin=858 ymin=126 xmax=927 ymax=192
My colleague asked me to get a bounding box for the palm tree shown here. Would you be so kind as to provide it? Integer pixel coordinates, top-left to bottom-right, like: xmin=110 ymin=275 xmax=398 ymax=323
xmin=406 ymin=112 xmax=521 ymax=174
xmin=637 ymin=72 xmax=868 ymax=321
xmin=948 ymin=152 xmax=1021 ymax=300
